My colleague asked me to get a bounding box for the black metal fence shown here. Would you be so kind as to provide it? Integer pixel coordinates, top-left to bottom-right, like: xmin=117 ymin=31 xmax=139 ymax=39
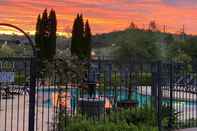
xmin=0 ymin=58 xmax=197 ymax=131
xmin=0 ymin=58 xmax=31 ymax=131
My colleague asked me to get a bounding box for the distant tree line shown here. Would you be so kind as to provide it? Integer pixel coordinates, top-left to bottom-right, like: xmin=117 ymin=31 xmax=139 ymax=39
xmin=165 ymin=36 xmax=197 ymax=71
xmin=114 ymin=22 xmax=197 ymax=71
xmin=128 ymin=21 xmax=186 ymax=35
xmin=114 ymin=30 xmax=161 ymax=63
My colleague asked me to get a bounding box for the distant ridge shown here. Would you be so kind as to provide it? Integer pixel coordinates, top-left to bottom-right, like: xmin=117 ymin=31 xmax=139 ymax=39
xmin=92 ymin=28 xmax=193 ymax=48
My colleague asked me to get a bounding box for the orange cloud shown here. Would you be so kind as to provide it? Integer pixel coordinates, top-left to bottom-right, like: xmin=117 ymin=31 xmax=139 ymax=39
xmin=0 ymin=0 xmax=196 ymax=35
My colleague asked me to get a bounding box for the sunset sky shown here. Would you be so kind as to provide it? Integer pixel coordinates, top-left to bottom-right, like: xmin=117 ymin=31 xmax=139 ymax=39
xmin=0 ymin=0 xmax=197 ymax=35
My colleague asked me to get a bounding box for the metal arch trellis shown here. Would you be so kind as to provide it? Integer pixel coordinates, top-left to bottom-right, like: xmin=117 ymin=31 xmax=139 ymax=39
xmin=0 ymin=23 xmax=36 ymax=56
xmin=0 ymin=23 xmax=37 ymax=131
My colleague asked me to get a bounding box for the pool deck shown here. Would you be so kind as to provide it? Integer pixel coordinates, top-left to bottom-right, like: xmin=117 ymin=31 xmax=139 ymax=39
xmin=137 ymin=86 xmax=197 ymax=101
xmin=177 ymin=128 xmax=197 ymax=131
xmin=0 ymin=95 xmax=54 ymax=131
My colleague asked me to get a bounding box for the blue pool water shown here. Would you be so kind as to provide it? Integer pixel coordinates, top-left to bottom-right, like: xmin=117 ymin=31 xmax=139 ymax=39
xmin=36 ymin=87 xmax=197 ymax=110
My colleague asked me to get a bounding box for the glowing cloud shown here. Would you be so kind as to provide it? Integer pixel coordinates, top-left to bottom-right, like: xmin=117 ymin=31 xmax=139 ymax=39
xmin=0 ymin=0 xmax=196 ymax=34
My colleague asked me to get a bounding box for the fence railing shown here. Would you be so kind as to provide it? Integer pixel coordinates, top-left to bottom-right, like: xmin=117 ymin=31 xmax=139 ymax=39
xmin=0 ymin=58 xmax=197 ymax=131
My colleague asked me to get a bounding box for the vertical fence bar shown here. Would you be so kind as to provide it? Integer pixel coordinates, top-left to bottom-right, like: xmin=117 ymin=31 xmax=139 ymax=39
xmin=151 ymin=63 xmax=156 ymax=110
xmin=152 ymin=61 xmax=162 ymax=131
xmin=157 ymin=61 xmax=162 ymax=131
xmin=168 ymin=61 xmax=173 ymax=129
xmin=28 ymin=57 xmax=36 ymax=131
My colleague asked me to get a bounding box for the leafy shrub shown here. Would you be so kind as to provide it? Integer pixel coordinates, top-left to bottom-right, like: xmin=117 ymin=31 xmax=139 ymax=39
xmin=59 ymin=104 xmax=182 ymax=131
xmin=65 ymin=120 xmax=95 ymax=131
xmin=108 ymin=106 xmax=156 ymax=126
xmin=160 ymin=105 xmax=180 ymax=129
xmin=95 ymin=122 xmax=117 ymax=131
xmin=15 ymin=73 xmax=26 ymax=85
xmin=138 ymin=125 xmax=158 ymax=131
xmin=63 ymin=106 xmax=158 ymax=131
xmin=64 ymin=120 xmax=156 ymax=131
xmin=139 ymin=73 xmax=152 ymax=86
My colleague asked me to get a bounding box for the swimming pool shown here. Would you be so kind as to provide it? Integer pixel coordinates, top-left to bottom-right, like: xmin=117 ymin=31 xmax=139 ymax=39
xmin=35 ymin=87 xmax=197 ymax=111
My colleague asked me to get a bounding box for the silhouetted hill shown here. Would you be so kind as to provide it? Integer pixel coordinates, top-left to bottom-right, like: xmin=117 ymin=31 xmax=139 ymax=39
xmin=92 ymin=28 xmax=191 ymax=48
xmin=91 ymin=28 xmax=196 ymax=56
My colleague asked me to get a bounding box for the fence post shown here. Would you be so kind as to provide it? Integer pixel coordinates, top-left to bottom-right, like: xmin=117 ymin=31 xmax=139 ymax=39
xmin=152 ymin=61 xmax=162 ymax=131
xmin=28 ymin=57 xmax=36 ymax=131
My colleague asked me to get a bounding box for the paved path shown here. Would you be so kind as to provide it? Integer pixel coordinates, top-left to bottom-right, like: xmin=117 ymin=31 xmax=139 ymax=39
xmin=0 ymin=95 xmax=55 ymax=131
xmin=178 ymin=128 xmax=197 ymax=131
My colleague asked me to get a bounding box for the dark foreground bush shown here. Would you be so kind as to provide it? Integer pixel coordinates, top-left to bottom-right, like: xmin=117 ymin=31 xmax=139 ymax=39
xmin=59 ymin=105 xmax=178 ymax=131
xmin=65 ymin=120 xmax=158 ymax=131
xmin=108 ymin=106 xmax=156 ymax=126
xmin=63 ymin=106 xmax=158 ymax=131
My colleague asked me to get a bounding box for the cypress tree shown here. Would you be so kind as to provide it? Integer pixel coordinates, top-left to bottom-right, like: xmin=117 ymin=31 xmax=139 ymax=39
xmin=71 ymin=14 xmax=92 ymax=60
xmin=84 ymin=20 xmax=92 ymax=59
xmin=71 ymin=14 xmax=79 ymax=57
xmin=70 ymin=14 xmax=94 ymax=96
xmin=48 ymin=9 xmax=57 ymax=59
xmin=35 ymin=14 xmax=41 ymax=57
xmin=78 ymin=14 xmax=85 ymax=59
xmin=35 ymin=9 xmax=57 ymax=60
xmin=40 ymin=9 xmax=48 ymax=60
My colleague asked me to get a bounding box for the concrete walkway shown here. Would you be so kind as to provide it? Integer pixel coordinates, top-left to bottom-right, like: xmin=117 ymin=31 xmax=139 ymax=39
xmin=178 ymin=128 xmax=197 ymax=131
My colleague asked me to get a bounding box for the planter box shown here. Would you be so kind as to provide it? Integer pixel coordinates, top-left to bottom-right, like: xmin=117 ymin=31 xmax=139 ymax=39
xmin=117 ymin=100 xmax=138 ymax=109
xmin=78 ymin=98 xmax=105 ymax=118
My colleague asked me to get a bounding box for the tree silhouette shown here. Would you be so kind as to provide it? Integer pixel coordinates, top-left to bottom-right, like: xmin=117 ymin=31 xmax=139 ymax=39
xmin=71 ymin=14 xmax=91 ymax=60
xmin=84 ymin=20 xmax=92 ymax=59
xmin=35 ymin=14 xmax=41 ymax=57
xmin=40 ymin=9 xmax=48 ymax=60
xmin=35 ymin=9 xmax=57 ymax=60
xmin=48 ymin=9 xmax=57 ymax=59
xmin=129 ymin=22 xmax=137 ymax=29
xmin=148 ymin=21 xmax=158 ymax=32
